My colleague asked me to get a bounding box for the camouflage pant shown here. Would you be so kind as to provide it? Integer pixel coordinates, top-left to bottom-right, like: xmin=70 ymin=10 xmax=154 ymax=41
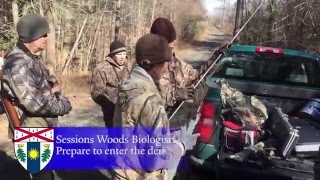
xmin=94 ymin=95 xmax=115 ymax=127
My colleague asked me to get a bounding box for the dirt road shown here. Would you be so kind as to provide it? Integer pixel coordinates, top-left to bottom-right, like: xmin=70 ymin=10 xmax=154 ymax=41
xmin=176 ymin=27 xmax=230 ymax=63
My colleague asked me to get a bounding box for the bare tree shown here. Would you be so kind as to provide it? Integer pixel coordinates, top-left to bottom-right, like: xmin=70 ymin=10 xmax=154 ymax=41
xmin=45 ymin=5 xmax=56 ymax=76
xmin=11 ymin=0 xmax=19 ymax=27
xmin=0 ymin=0 xmax=208 ymax=75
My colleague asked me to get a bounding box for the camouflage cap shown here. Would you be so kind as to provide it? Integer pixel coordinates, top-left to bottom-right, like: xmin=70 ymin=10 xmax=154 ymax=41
xmin=135 ymin=34 xmax=172 ymax=66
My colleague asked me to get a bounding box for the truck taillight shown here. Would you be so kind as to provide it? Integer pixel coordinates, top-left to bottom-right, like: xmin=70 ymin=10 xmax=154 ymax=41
xmin=196 ymin=101 xmax=217 ymax=143
xmin=255 ymin=46 xmax=283 ymax=54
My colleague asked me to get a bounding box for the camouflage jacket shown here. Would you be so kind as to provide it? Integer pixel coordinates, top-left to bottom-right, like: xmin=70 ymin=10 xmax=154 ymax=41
xmin=159 ymin=53 xmax=198 ymax=107
xmin=90 ymin=56 xmax=131 ymax=105
xmin=113 ymin=66 xmax=185 ymax=179
xmin=1 ymin=42 xmax=69 ymax=125
xmin=113 ymin=66 xmax=168 ymax=127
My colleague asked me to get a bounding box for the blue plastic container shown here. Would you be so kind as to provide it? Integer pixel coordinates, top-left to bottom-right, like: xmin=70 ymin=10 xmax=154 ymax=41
xmin=298 ymin=99 xmax=320 ymax=121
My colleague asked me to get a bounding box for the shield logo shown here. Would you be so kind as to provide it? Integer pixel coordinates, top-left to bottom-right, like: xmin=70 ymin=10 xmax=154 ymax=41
xmin=14 ymin=128 xmax=54 ymax=174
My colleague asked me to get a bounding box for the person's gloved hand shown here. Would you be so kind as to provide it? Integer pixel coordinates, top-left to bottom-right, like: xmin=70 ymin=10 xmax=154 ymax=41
xmin=49 ymin=75 xmax=62 ymax=96
xmin=60 ymin=96 xmax=72 ymax=115
xmin=199 ymin=63 xmax=208 ymax=75
xmin=179 ymin=126 xmax=200 ymax=151
xmin=48 ymin=75 xmax=59 ymax=87
xmin=193 ymin=82 xmax=208 ymax=105
xmin=213 ymin=44 xmax=230 ymax=57
xmin=51 ymin=84 xmax=62 ymax=95
xmin=175 ymin=86 xmax=195 ymax=101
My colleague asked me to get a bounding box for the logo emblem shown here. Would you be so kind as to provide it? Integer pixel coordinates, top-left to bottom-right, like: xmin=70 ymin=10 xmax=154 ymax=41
xmin=14 ymin=128 xmax=54 ymax=174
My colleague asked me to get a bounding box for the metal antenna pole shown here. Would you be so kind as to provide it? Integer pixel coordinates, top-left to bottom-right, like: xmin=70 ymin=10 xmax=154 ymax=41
xmin=169 ymin=1 xmax=265 ymax=120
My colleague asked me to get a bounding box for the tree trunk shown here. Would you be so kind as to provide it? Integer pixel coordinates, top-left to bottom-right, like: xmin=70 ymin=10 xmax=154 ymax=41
xmin=45 ymin=8 xmax=56 ymax=76
xmin=60 ymin=17 xmax=88 ymax=75
xmin=96 ymin=21 xmax=103 ymax=65
xmin=86 ymin=13 xmax=104 ymax=70
xmin=12 ymin=0 xmax=19 ymax=28
xmin=39 ymin=0 xmax=44 ymax=16
xmin=59 ymin=15 xmax=65 ymax=71
xmin=221 ymin=0 xmax=226 ymax=26
xmin=234 ymin=0 xmax=242 ymax=35
xmin=267 ymin=0 xmax=275 ymax=41
xmin=115 ymin=0 xmax=121 ymax=41
xmin=137 ymin=0 xmax=142 ymax=37
xmin=150 ymin=0 xmax=157 ymax=25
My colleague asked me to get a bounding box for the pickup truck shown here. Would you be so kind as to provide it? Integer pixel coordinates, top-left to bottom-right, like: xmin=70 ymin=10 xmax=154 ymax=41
xmin=190 ymin=44 xmax=320 ymax=180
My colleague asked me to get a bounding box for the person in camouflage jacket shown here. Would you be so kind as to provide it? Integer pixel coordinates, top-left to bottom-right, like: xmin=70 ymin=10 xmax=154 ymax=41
xmin=2 ymin=13 xmax=72 ymax=129
xmin=112 ymin=34 xmax=199 ymax=180
xmin=150 ymin=18 xmax=200 ymax=108
xmin=1 ymin=13 xmax=72 ymax=180
xmin=150 ymin=18 xmax=212 ymax=130
xmin=91 ymin=40 xmax=133 ymax=127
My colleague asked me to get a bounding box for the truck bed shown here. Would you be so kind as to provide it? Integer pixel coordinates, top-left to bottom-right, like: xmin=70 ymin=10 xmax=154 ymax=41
xmin=222 ymin=78 xmax=320 ymax=115
xmin=213 ymin=78 xmax=320 ymax=179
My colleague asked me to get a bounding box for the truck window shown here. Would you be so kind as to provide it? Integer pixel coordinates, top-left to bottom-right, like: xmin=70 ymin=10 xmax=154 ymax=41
xmin=214 ymin=51 xmax=320 ymax=88
xmin=287 ymin=64 xmax=308 ymax=83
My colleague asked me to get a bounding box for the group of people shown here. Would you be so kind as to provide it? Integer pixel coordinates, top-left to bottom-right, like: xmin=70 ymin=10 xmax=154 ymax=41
xmin=91 ymin=17 xmax=205 ymax=128
xmin=1 ymin=13 xmax=218 ymax=180
xmin=91 ymin=17 xmax=205 ymax=179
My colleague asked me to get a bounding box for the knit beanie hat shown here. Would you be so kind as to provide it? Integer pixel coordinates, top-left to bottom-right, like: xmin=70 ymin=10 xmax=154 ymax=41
xmin=136 ymin=34 xmax=172 ymax=66
xmin=109 ymin=40 xmax=126 ymax=56
xmin=150 ymin=17 xmax=176 ymax=43
xmin=17 ymin=13 xmax=50 ymax=43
